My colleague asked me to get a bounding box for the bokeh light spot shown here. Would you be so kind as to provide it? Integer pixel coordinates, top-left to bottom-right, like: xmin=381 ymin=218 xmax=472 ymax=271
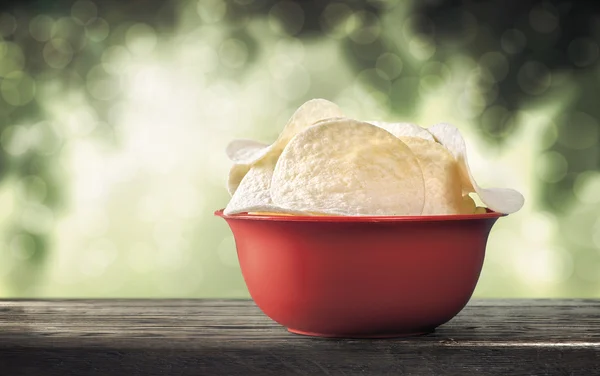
xmin=467 ymin=67 xmax=495 ymax=93
xmin=568 ymin=38 xmax=599 ymax=68
xmin=173 ymin=185 xmax=204 ymax=219
xmin=10 ymin=234 xmax=36 ymax=261
xmin=153 ymin=220 xmax=184 ymax=254
xmin=501 ymin=29 xmax=526 ymax=54
xmin=529 ymin=2 xmax=559 ymax=33
xmin=269 ymin=54 xmax=295 ymax=80
xmin=217 ymin=235 xmax=239 ymax=268
xmin=127 ymin=242 xmax=157 ymax=274
xmin=355 ymin=68 xmax=391 ymax=96
xmin=1 ymin=125 xmax=30 ymax=156
xmin=481 ymin=105 xmax=510 ymax=136
xmin=272 ymin=64 xmax=310 ymax=100
xmin=479 ymin=51 xmax=509 ymax=82
xmin=30 ymin=121 xmax=62 ymax=156
xmin=51 ymin=17 xmax=80 ymax=40
xmin=125 ymin=23 xmax=157 ymax=55
xmin=375 ymin=52 xmax=403 ymax=80
xmin=320 ymin=3 xmax=353 ymax=39
xmin=520 ymin=247 xmax=574 ymax=285
xmin=458 ymin=90 xmax=486 ymax=119
xmin=18 ymin=175 xmax=48 ymax=204
xmin=0 ymin=13 xmax=17 ymax=37
xmin=80 ymin=238 xmax=117 ymax=277
xmin=517 ymin=61 xmax=551 ymax=95
xmin=78 ymin=208 xmax=109 ymax=238
xmin=348 ymin=11 xmax=381 ymax=45
xmin=43 ymin=39 xmax=74 ymax=69
xmin=101 ymin=45 xmax=131 ymax=74
xmin=85 ymin=17 xmax=110 ymax=42
xmin=269 ymin=1 xmax=304 ymax=36
xmin=219 ymin=38 xmax=248 ymax=69
xmin=391 ymin=77 xmax=419 ymax=113
xmin=179 ymin=37 xmax=219 ymax=73
xmin=1 ymin=71 xmax=36 ymax=106
xmin=576 ymin=254 xmax=600 ymax=283
xmin=435 ymin=10 xmax=478 ymax=47
xmin=402 ymin=15 xmax=435 ymax=41
xmin=20 ymin=203 xmax=55 ymax=234
xmin=421 ymin=61 xmax=451 ymax=81
xmin=66 ymin=108 xmax=98 ymax=136
xmin=71 ymin=0 xmax=98 ymax=26
xmin=29 ymin=15 xmax=55 ymax=42
xmin=197 ymin=0 xmax=227 ymax=24
xmin=558 ymin=112 xmax=599 ymax=150
xmin=520 ymin=211 xmax=557 ymax=243
xmin=537 ymin=150 xmax=567 ymax=183
xmin=367 ymin=0 xmax=399 ymax=9
xmin=274 ymin=37 xmax=304 ymax=61
xmin=0 ymin=41 xmax=25 ymax=77
xmin=409 ymin=36 xmax=436 ymax=61
xmin=573 ymin=171 xmax=600 ymax=205
xmin=419 ymin=75 xmax=444 ymax=96
xmin=594 ymin=218 xmax=600 ymax=250
xmin=539 ymin=120 xmax=558 ymax=150
xmin=86 ymin=65 xmax=119 ymax=100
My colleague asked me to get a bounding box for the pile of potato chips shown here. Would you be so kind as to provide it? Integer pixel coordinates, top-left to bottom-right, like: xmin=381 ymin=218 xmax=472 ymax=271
xmin=224 ymin=99 xmax=524 ymax=216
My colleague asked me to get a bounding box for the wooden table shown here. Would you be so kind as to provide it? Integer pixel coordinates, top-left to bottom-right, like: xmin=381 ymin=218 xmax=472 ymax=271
xmin=0 ymin=299 xmax=599 ymax=375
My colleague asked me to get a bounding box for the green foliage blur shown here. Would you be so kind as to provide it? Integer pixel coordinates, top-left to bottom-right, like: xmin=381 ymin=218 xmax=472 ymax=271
xmin=0 ymin=0 xmax=598 ymax=298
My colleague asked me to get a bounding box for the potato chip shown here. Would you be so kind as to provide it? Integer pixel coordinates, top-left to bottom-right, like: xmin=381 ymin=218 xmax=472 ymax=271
xmin=226 ymin=164 xmax=250 ymax=196
xmin=398 ymin=137 xmax=464 ymax=215
xmin=225 ymin=99 xmax=344 ymax=195
xmin=460 ymin=194 xmax=477 ymax=214
xmin=271 ymin=118 xmax=425 ymax=216
xmin=368 ymin=121 xmax=435 ymax=142
xmin=226 ymin=140 xmax=269 ymax=195
xmin=225 ymin=99 xmax=344 ymax=166
xmin=224 ymin=153 xmax=314 ymax=215
xmin=427 ymin=123 xmax=524 ymax=214
xmin=277 ymin=99 xmax=345 ymax=146
xmin=223 ymin=153 xmax=279 ymax=215
xmin=226 ymin=139 xmax=269 ymax=163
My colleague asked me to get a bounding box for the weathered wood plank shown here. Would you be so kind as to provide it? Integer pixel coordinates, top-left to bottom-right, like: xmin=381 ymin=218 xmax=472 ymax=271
xmin=0 ymin=299 xmax=599 ymax=376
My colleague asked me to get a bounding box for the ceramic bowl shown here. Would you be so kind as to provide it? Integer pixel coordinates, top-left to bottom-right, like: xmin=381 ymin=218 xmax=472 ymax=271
xmin=215 ymin=209 xmax=504 ymax=338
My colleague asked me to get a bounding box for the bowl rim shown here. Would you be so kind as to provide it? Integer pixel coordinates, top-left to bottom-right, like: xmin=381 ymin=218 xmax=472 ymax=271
xmin=214 ymin=209 xmax=507 ymax=222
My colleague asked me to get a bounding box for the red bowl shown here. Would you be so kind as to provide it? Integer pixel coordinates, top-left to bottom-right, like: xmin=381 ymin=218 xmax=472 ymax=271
xmin=215 ymin=209 xmax=505 ymax=338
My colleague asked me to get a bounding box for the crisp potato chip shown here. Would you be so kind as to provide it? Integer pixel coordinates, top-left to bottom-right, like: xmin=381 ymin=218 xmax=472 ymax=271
xmin=225 ymin=99 xmax=344 ymax=194
xmin=460 ymin=195 xmax=477 ymax=214
xmin=277 ymin=99 xmax=345 ymax=146
xmin=427 ymin=123 xmax=524 ymax=214
xmin=474 ymin=206 xmax=487 ymax=214
xmin=223 ymin=153 xmax=278 ymax=215
xmin=398 ymin=137 xmax=464 ymax=215
xmin=226 ymin=140 xmax=268 ymax=195
xmin=271 ymin=118 xmax=425 ymax=216
xmin=226 ymin=139 xmax=269 ymax=163
xmin=368 ymin=121 xmax=435 ymax=142
xmin=224 ymin=153 xmax=312 ymax=215
xmin=225 ymin=99 xmax=344 ymax=166
xmin=226 ymin=164 xmax=250 ymax=196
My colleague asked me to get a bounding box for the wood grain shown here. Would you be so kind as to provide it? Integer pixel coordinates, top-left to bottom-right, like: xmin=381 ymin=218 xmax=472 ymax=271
xmin=0 ymin=299 xmax=599 ymax=375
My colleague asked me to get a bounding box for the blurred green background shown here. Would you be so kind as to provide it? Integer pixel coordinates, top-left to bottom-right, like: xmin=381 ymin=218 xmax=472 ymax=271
xmin=0 ymin=0 xmax=598 ymax=298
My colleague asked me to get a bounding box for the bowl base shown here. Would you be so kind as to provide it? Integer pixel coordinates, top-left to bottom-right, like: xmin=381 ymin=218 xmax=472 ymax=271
xmin=287 ymin=328 xmax=435 ymax=339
